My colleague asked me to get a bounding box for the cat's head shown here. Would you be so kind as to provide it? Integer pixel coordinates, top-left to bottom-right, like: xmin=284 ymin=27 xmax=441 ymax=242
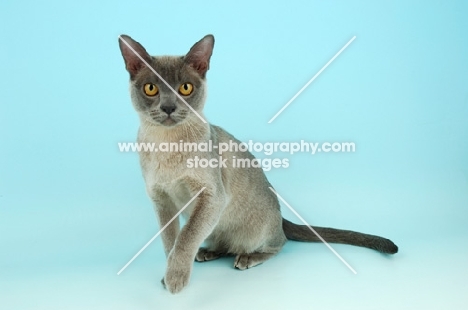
xmin=118 ymin=34 xmax=214 ymax=127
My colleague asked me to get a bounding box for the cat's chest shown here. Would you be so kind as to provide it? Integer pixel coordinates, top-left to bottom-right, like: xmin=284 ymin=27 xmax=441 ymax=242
xmin=136 ymin=122 xmax=211 ymax=199
xmin=140 ymin=149 xmax=189 ymax=189
xmin=140 ymin=150 xmax=199 ymax=215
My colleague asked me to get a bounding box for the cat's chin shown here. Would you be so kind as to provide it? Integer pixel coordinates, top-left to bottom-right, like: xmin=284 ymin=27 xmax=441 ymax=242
xmin=160 ymin=117 xmax=178 ymax=127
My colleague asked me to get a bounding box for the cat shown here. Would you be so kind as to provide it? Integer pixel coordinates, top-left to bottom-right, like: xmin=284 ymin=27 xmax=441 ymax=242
xmin=118 ymin=34 xmax=398 ymax=294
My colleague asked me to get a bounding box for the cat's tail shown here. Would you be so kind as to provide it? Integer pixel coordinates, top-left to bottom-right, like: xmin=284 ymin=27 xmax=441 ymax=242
xmin=282 ymin=218 xmax=398 ymax=254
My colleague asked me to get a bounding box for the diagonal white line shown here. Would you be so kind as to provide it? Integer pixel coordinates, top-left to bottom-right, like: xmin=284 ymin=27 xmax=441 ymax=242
xmin=268 ymin=36 xmax=356 ymax=123
xmin=269 ymin=187 xmax=357 ymax=274
xmin=118 ymin=36 xmax=207 ymax=124
xmin=117 ymin=187 xmax=206 ymax=275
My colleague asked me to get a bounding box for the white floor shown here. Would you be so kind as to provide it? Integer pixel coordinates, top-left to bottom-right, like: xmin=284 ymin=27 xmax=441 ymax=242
xmin=3 ymin=237 xmax=467 ymax=310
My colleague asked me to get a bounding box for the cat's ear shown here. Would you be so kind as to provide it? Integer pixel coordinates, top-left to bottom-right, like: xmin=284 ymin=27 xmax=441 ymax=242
xmin=184 ymin=35 xmax=215 ymax=78
xmin=118 ymin=35 xmax=152 ymax=78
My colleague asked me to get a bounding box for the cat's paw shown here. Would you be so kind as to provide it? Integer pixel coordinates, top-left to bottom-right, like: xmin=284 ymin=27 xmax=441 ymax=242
xmin=195 ymin=247 xmax=222 ymax=262
xmin=164 ymin=267 xmax=191 ymax=294
xmin=234 ymin=254 xmax=252 ymax=270
xmin=164 ymin=252 xmax=192 ymax=294
xmin=234 ymin=253 xmax=275 ymax=270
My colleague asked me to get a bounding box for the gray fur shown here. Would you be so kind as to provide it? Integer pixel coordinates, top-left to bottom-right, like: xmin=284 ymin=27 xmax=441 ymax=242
xmin=118 ymin=34 xmax=398 ymax=294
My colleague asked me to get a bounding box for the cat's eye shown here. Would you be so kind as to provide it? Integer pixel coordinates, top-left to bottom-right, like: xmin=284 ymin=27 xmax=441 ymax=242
xmin=178 ymin=83 xmax=193 ymax=96
xmin=143 ymin=83 xmax=159 ymax=96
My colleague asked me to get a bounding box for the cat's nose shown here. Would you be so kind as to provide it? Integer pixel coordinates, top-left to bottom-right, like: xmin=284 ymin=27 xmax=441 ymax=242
xmin=160 ymin=104 xmax=176 ymax=115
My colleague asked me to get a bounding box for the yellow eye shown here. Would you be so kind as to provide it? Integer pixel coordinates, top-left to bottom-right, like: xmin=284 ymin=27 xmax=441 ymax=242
xmin=178 ymin=83 xmax=193 ymax=96
xmin=143 ymin=83 xmax=159 ymax=96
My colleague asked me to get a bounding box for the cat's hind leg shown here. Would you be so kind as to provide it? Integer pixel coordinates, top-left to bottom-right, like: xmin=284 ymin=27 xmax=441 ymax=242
xmin=233 ymin=221 xmax=286 ymax=270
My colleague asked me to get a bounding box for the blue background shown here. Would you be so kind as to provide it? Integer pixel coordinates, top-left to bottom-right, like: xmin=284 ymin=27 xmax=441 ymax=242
xmin=1 ymin=1 xmax=467 ymax=309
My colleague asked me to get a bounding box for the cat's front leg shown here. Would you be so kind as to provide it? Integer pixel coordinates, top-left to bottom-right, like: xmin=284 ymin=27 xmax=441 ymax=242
xmin=151 ymin=189 xmax=180 ymax=257
xmin=164 ymin=183 xmax=225 ymax=294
